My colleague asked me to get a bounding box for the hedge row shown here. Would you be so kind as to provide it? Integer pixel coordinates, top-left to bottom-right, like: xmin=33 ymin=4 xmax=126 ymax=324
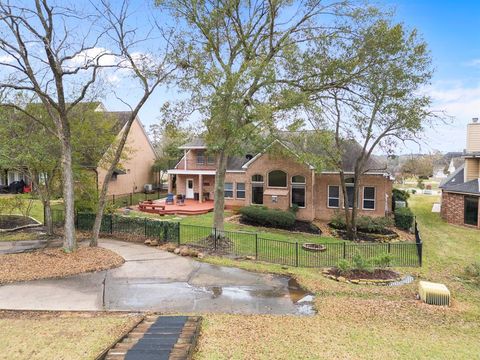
xmin=394 ymin=207 xmax=414 ymax=230
xmin=238 ymin=206 xmax=296 ymax=229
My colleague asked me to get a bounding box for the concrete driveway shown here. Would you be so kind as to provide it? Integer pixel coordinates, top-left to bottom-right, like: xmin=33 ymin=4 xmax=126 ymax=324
xmin=0 ymin=239 xmax=314 ymax=315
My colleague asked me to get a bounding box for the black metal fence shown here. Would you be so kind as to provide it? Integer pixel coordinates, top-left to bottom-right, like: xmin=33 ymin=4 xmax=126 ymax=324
xmin=50 ymin=210 xmax=423 ymax=268
xmin=108 ymin=191 xmax=167 ymax=207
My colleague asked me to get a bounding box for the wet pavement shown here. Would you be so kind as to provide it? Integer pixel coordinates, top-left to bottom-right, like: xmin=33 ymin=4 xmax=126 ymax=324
xmin=0 ymin=239 xmax=314 ymax=315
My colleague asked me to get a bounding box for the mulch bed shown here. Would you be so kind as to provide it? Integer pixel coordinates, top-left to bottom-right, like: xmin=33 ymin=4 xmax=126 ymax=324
xmin=238 ymin=217 xmax=322 ymax=235
xmin=0 ymin=247 xmax=124 ymax=284
xmin=0 ymin=215 xmax=38 ymax=230
xmin=326 ymin=267 xmax=400 ymax=280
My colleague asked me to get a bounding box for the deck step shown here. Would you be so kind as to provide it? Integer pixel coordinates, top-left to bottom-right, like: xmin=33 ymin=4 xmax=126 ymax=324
xmin=103 ymin=316 xmax=201 ymax=360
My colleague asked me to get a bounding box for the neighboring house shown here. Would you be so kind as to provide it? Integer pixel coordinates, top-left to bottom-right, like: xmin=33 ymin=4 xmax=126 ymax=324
xmin=440 ymin=119 xmax=480 ymax=228
xmin=91 ymin=103 xmax=157 ymax=196
xmin=1 ymin=102 xmax=156 ymax=197
xmin=167 ymin=137 xmax=393 ymax=222
xmin=433 ymin=152 xmax=464 ymax=179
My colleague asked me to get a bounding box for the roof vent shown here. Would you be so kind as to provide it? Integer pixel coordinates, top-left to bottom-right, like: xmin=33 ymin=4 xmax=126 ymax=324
xmin=473 ymin=118 xmax=479 ymax=123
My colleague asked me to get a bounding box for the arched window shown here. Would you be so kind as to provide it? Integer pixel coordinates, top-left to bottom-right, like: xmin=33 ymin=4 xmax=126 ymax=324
xmin=251 ymin=174 xmax=264 ymax=204
xmin=291 ymin=175 xmax=306 ymax=208
xmin=268 ymin=170 xmax=287 ymax=187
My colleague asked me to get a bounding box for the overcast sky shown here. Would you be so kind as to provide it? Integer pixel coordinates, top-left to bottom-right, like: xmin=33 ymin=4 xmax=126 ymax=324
xmin=101 ymin=0 xmax=480 ymax=155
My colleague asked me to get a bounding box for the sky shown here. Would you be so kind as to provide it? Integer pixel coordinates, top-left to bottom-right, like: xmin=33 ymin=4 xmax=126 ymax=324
xmin=100 ymin=0 xmax=480 ymax=155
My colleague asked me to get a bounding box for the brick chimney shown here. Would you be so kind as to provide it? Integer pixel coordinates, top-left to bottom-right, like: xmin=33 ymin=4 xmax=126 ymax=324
xmin=464 ymin=118 xmax=480 ymax=182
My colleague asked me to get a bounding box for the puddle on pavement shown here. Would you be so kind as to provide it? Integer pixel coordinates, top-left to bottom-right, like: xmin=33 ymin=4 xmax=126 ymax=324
xmin=205 ymin=276 xmax=315 ymax=315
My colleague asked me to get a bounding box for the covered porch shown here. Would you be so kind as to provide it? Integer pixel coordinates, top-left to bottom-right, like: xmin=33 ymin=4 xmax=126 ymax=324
xmin=166 ymin=170 xmax=216 ymax=203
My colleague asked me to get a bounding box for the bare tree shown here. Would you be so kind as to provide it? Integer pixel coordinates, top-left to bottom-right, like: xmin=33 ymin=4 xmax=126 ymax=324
xmin=88 ymin=0 xmax=176 ymax=246
xmin=0 ymin=1 xmax=112 ymax=251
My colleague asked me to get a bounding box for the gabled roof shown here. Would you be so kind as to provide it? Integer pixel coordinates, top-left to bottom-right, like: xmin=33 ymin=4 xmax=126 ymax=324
xmin=440 ymin=164 xmax=465 ymax=188
xmin=440 ymin=164 xmax=480 ymax=195
xmin=178 ymin=134 xmax=388 ymax=174
xmin=179 ymin=138 xmax=207 ymax=149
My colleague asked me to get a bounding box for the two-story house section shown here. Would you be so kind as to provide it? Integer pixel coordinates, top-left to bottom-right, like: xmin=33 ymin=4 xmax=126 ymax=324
xmin=440 ymin=118 xmax=480 ymax=228
xmin=167 ymin=137 xmax=393 ymax=222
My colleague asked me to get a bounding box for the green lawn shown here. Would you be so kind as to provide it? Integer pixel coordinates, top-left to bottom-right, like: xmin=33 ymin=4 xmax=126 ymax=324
xmin=0 ymin=313 xmax=140 ymax=360
xmin=194 ymin=194 xmax=480 ymax=359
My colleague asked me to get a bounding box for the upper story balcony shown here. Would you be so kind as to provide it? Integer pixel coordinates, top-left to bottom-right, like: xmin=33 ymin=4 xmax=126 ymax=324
xmin=172 ymin=149 xmax=218 ymax=171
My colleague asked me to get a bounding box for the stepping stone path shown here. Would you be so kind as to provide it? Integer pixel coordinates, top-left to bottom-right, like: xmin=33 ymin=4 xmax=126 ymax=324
xmin=105 ymin=315 xmax=201 ymax=360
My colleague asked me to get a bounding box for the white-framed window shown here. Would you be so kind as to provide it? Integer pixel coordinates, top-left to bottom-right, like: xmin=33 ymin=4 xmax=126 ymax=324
xmin=236 ymin=182 xmax=245 ymax=199
xmin=251 ymin=174 xmax=264 ymax=204
xmin=291 ymin=175 xmax=306 ymax=208
xmin=268 ymin=170 xmax=287 ymax=187
xmin=224 ymin=182 xmax=234 ymax=198
xmin=328 ymin=185 xmax=340 ymax=208
xmin=363 ymin=186 xmax=376 ymax=210
xmin=196 ymin=151 xmax=205 ymax=165
xmin=345 ymin=178 xmax=357 ymax=209
xmin=207 ymin=155 xmax=215 ymax=164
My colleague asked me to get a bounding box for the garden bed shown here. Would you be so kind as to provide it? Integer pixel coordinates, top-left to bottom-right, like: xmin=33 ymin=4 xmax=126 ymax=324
xmin=239 ymin=217 xmax=321 ymax=235
xmin=323 ymin=267 xmax=402 ymax=285
xmin=0 ymin=247 xmax=124 ymax=284
xmin=0 ymin=215 xmax=40 ymax=231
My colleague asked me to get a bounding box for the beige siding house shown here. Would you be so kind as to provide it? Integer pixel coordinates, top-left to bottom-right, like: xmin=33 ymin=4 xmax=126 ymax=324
xmin=167 ymin=138 xmax=393 ymax=222
xmin=92 ymin=104 xmax=157 ymax=196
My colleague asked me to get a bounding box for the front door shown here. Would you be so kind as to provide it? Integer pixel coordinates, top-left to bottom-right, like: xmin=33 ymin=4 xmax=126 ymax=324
xmin=186 ymin=178 xmax=194 ymax=199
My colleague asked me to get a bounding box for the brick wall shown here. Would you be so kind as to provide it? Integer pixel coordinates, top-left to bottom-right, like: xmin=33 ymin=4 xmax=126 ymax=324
xmin=441 ymin=191 xmax=464 ymax=225
xmin=441 ymin=191 xmax=480 ymax=228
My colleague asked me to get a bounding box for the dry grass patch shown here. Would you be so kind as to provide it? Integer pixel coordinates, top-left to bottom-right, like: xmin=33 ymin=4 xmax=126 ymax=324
xmin=197 ymin=296 xmax=480 ymax=360
xmin=0 ymin=247 xmax=124 ymax=284
xmin=0 ymin=311 xmax=141 ymax=360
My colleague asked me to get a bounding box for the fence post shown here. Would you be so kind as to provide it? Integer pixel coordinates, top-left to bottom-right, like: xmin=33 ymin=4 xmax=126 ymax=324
xmin=109 ymin=214 xmax=113 ymax=234
xmin=343 ymin=242 xmax=346 ymax=259
xmin=419 ymin=242 xmax=423 ymax=267
xmin=144 ymin=217 xmax=147 ymax=237
xmin=214 ymin=227 xmax=217 ymax=251
xmin=388 ymin=242 xmax=391 ymax=254
xmin=130 ymin=193 xmax=133 ymax=206
xmin=177 ymin=223 xmax=181 ymax=245
xmin=295 ymin=242 xmax=299 ymax=267
xmin=43 ymin=205 xmax=46 ymax=226
xmin=112 ymin=194 xmax=115 ymax=204
xmin=255 ymin=234 xmax=258 ymax=260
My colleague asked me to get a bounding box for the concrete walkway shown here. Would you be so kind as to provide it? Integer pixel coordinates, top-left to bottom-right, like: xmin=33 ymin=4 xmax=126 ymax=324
xmin=0 ymin=239 xmax=313 ymax=315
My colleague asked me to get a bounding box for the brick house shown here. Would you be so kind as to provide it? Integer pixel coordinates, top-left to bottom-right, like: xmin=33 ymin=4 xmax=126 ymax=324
xmin=167 ymin=138 xmax=393 ymax=222
xmin=440 ymin=119 xmax=480 ymax=228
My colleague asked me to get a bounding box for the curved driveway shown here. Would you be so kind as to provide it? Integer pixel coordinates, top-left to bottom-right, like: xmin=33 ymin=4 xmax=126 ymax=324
xmin=0 ymin=239 xmax=313 ymax=315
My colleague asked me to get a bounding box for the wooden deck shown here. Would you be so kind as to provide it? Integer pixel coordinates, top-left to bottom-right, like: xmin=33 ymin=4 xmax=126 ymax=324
xmin=136 ymin=199 xmax=215 ymax=216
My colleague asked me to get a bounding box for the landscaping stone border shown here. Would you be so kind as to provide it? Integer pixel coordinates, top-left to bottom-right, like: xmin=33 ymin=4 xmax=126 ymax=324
xmin=322 ymin=268 xmax=403 ymax=286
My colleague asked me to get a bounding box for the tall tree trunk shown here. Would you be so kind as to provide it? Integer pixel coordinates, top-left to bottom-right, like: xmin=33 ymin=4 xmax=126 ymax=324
xmin=60 ymin=136 xmax=76 ymax=252
xmin=213 ymin=150 xmax=228 ymax=233
xmin=339 ymin=171 xmax=354 ymax=240
xmin=90 ymin=170 xmax=112 ymax=247
xmin=43 ymin=200 xmax=53 ymax=236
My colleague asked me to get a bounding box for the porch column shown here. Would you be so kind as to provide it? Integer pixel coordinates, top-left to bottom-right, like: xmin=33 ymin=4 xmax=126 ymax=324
xmin=167 ymin=174 xmax=173 ymax=194
xmin=199 ymin=174 xmax=203 ymax=203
